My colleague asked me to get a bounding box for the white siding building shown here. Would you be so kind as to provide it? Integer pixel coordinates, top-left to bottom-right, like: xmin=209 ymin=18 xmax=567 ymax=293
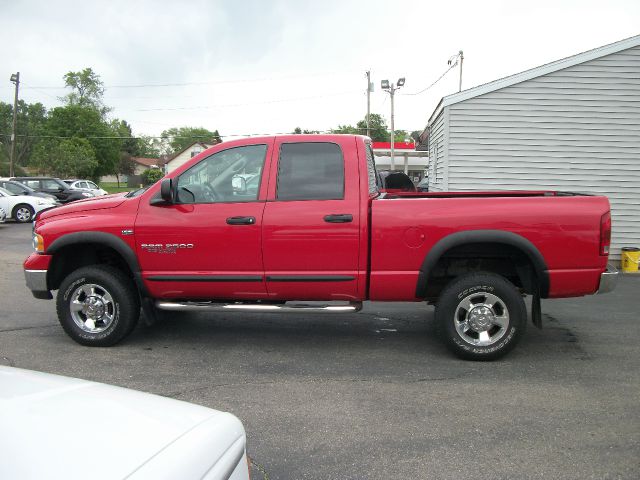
xmin=424 ymin=34 xmax=640 ymax=262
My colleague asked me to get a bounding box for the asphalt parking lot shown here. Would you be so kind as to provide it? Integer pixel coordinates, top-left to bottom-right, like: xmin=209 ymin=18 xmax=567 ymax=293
xmin=1 ymin=221 xmax=639 ymax=479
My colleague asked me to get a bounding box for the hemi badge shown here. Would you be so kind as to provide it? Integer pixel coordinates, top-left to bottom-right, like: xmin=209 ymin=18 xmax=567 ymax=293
xmin=121 ymin=229 xmax=134 ymax=236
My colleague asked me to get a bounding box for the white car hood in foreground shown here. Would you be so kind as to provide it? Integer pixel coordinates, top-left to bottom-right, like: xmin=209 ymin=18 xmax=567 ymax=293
xmin=0 ymin=367 xmax=248 ymax=480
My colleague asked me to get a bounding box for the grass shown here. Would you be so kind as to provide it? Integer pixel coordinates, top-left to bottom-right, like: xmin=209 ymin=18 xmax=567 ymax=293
xmin=100 ymin=182 xmax=135 ymax=194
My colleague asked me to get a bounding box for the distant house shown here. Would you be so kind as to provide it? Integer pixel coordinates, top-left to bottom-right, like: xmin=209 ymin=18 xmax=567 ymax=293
xmin=131 ymin=157 xmax=162 ymax=175
xmin=164 ymin=142 xmax=216 ymax=173
xmin=100 ymin=156 xmax=162 ymax=184
xmin=421 ymin=34 xmax=640 ymax=262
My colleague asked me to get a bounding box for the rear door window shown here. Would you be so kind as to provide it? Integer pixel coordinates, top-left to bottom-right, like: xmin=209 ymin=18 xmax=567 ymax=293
xmin=276 ymin=142 xmax=344 ymax=201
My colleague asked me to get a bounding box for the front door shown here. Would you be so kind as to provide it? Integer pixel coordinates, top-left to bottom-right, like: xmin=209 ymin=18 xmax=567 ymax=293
xmin=135 ymin=140 xmax=273 ymax=300
xmin=261 ymin=138 xmax=361 ymax=300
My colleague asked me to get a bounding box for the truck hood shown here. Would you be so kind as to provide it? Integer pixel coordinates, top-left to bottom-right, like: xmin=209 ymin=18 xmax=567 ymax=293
xmin=39 ymin=193 xmax=128 ymax=220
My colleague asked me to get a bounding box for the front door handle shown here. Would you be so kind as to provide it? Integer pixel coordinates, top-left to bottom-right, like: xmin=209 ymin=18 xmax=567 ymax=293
xmin=226 ymin=216 xmax=256 ymax=225
xmin=324 ymin=214 xmax=353 ymax=223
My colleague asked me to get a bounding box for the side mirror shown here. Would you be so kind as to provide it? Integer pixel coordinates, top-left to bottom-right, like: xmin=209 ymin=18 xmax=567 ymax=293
xmin=160 ymin=178 xmax=175 ymax=204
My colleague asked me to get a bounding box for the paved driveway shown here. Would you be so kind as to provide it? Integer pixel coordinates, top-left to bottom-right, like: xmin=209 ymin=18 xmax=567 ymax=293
xmin=1 ymin=222 xmax=638 ymax=479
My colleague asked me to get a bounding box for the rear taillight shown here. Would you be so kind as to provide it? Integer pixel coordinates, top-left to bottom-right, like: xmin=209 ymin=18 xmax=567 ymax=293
xmin=600 ymin=211 xmax=611 ymax=256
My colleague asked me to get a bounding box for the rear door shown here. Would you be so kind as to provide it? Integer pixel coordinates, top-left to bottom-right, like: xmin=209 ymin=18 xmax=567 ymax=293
xmin=261 ymin=138 xmax=361 ymax=300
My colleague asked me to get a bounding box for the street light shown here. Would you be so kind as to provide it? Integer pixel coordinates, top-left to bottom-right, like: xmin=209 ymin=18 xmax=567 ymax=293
xmin=381 ymin=77 xmax=405 ymax=170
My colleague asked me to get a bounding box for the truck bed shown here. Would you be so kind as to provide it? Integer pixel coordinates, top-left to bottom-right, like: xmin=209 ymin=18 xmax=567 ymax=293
xmin=369 ymin=192 xmax=609 ymax=301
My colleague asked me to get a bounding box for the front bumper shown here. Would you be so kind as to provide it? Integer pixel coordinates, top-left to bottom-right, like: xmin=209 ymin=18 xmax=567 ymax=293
xmin=597 ymin=264 xmax=619 ymax=294
xmin=23 ymin=253 xmax=53 ymax=299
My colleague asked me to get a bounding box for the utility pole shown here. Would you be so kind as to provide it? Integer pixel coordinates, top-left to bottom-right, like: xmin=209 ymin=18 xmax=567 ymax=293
xmin=458 ymin=50 xmax=464 ymax=92
xmin=365 ymin=70 xmax=371 ymax=138
xmin=381 ymin=77 xmax=405 ymax=170
xmin=9 ymin=72 xmax=20 ymax=177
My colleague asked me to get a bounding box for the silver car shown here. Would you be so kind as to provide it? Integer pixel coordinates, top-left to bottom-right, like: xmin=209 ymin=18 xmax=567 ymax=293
xmin=64 ymin=179 xmax=108 ymax=196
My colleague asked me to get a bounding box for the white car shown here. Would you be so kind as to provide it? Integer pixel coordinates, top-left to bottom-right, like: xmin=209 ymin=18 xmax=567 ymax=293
xmin=0 ymin=186 xmax=57 ymax=223
xmin=64 ymin=179 xmax=108 ymax=196
xmin=0 ymin=367 xmax=250 ymax=480
xmin=0 ymin=206 xmax=6 ymax=223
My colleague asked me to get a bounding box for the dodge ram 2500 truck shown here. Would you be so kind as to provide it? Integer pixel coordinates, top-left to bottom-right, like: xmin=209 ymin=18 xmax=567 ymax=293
xmin=24 ymin=135 xmax=618 ymax=360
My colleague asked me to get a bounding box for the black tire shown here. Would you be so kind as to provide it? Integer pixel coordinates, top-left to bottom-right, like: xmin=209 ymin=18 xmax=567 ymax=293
xmin=436 ymin=272 xmax=526 ymax=361
xmin=12 ymin=204 xmax=34 ymax=223
xmin=56 ymin=265 xmax=140 ymax=346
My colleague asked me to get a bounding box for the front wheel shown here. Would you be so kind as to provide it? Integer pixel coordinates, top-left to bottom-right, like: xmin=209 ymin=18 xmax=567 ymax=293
xmin=56 ymin=265 xmax=140 ymax=346
xmin=13 ymin=204 xmax=34 ymax=223
xmin=436 ymin=272 xmax=526 ymax=361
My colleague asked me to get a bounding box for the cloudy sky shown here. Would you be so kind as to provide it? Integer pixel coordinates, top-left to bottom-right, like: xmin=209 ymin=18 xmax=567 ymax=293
xmin=1 ymin=0 xmax=639 ymax=139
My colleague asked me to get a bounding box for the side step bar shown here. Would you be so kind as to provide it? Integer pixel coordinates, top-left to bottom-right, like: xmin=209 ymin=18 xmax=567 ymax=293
xmin=155 ymin=300 xmax=363 ymax=313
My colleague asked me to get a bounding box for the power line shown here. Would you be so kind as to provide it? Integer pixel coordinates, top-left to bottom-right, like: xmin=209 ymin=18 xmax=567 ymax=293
xmin=400 ymin=61 xmax=458 ymax=96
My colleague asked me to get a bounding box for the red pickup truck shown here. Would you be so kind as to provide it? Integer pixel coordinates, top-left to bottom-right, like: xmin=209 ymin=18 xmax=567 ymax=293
xmin=24 ymin=135 xmax=617 ymax=360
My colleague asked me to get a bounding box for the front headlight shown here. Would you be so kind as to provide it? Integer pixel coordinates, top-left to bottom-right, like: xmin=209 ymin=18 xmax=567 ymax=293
xmin=33 ymin=233 xmax=44 ymax=253
xmin=81 ymin=192 xmax=94 ymax=197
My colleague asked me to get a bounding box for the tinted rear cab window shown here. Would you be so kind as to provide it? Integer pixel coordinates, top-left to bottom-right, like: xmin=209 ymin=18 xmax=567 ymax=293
xmin=277 ymin=142 xmax=344 ymax=201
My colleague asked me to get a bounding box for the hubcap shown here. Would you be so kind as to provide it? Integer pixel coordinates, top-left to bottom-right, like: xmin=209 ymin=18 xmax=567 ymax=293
xmin=69 ymin=283 xmax=115 ymax=333
xmin=17 ymin=208 xmax=31 ymax=221
xmin=454 ymin=292 xmax=509 ymax=347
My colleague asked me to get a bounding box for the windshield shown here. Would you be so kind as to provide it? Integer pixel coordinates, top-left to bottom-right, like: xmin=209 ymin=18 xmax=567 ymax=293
xmin=0 ymin=187 xmax=16 ymax=196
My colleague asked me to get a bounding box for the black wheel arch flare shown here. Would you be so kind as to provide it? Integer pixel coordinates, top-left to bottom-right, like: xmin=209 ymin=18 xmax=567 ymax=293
xmin=414 ymin=230 xmax=550 ymax=299
xmin=45 ymin=231 xmax=149 ymax=297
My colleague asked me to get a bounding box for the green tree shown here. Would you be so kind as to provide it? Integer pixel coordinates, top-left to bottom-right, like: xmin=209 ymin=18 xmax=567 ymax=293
xmin=115 ymin=152 xmax=136 ymax=188
xmin=31 ymin=137 xmax=97 ymax=178
xmin=142 ymin=168 xmax=163 ymax=185
xmin=136 ymin=135 xmax=163 ymax=157
xmin=43 ymin=105 xmax=120 ymax=179
xmin=292 ymin=127 xmax=320 ymax=134
xmin=331 ymin=124 xmax=359 ymax=135
xmin=161 ymin=127 xmax=221 ymax=154
xmin=0 ymin=100 xmax=47 ymax=168
xmin=61 ymin=68 xmax=109 ymax=115
xmin=112 ymin=119 xmax=138 ymax=155
xmin=356 ymin=113 xmax=389 ymax=141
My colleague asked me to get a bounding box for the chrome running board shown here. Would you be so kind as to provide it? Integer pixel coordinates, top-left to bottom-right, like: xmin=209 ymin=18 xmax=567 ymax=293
xmin=155 ymin=300 xmax=363 ymax=313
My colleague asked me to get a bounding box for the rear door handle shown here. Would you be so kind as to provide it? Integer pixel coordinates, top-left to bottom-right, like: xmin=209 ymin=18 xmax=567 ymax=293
xmin=226 ymin=216 xmax=256 ymax=225
xmin=324 ymin=214 xmax=353 ymax=223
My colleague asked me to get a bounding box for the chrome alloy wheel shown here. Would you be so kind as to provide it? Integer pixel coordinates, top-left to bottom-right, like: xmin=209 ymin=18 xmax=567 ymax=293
xmin=15 ymin=207 xmax=32 ymax=222
xmin=454 ymin=292 xmax=510 ymax=347
xmin=69 ymin=283 xmax=116 ymax=333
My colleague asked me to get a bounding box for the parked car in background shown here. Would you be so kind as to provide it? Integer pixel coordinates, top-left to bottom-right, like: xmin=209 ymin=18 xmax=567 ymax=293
xmin=0 ymin=366 xmax=250 ymax=480
xmin=0 ymin=187 xmax=57 ymax=222
xmin=0 ymin=179 xmax=59 ymax=202
xmin=0 ymin=206 xmax=6 ymax=224
xmin=11 ymin=177 xmax=93 ymax=203
xmin=416 ymin=177 xmax=429 ymax=192
xmin=64 ymin=179 xmax=108 ymax=196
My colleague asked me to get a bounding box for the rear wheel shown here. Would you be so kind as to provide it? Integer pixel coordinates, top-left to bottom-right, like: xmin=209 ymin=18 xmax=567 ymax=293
xmin=56 ymin=265 xmax=140 ymax=346
xmin=436 ymin=272 xmax=526 ymax=360
xmin=12 ymin=204 xmax=34 ymax=223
